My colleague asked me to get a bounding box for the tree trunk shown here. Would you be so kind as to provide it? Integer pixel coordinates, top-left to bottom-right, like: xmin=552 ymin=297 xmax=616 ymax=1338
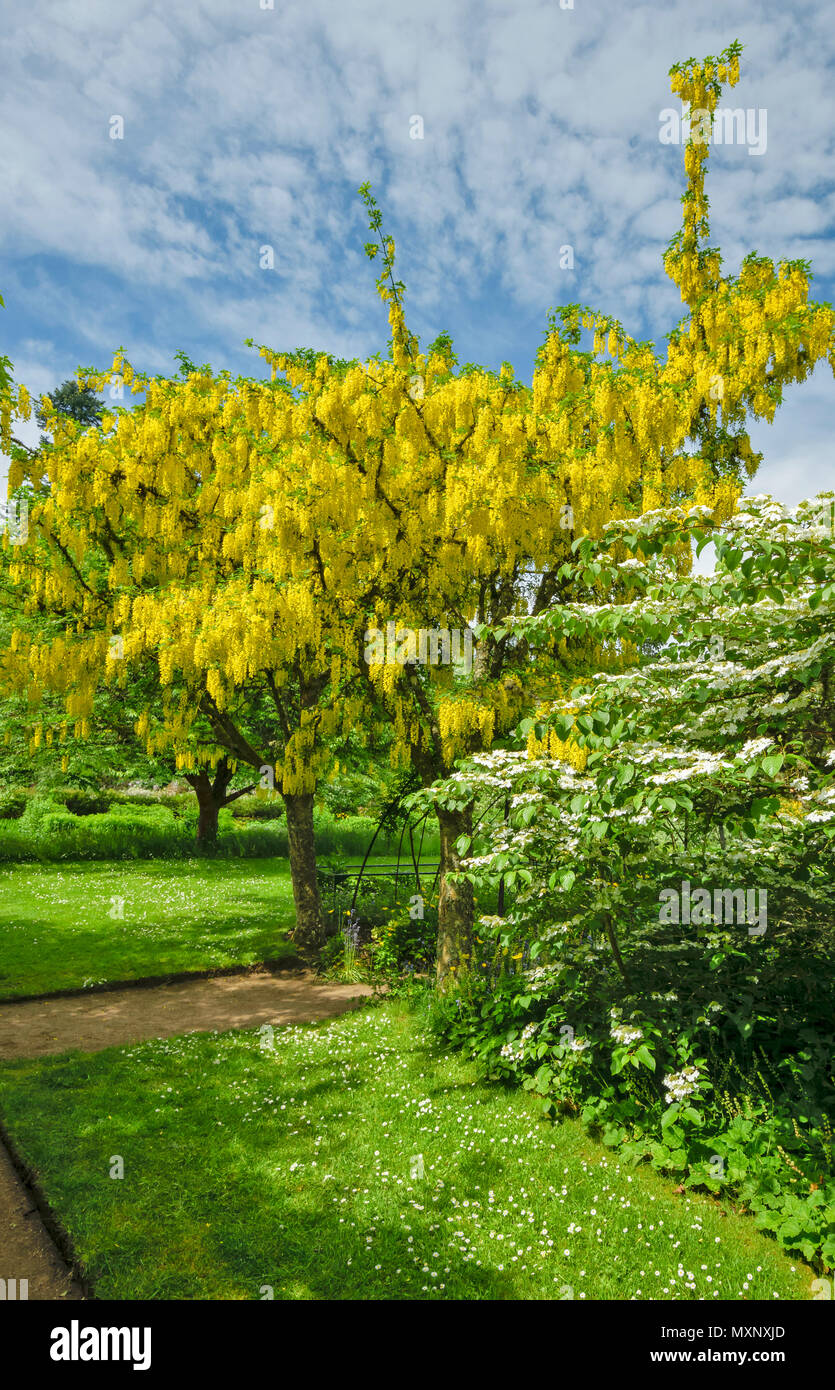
xmin=284 ymin=791 xmax=323 ymax=950
xmin=187 ymin=765 xmax=234 ymax=847
xmin=603 ymin=911 xmax=631 ymax=987
xmin=435 ymin=803 xmax=475 ymax=989
xmin=196 ymin=791 xmax=220 ymax=845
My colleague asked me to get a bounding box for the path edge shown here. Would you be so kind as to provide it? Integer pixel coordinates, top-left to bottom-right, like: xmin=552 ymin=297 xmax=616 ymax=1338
xmin=0 ymin=955 xmax=306 ymax=1007
xmin=0 ymin=1111 xmax=94 ymax=1300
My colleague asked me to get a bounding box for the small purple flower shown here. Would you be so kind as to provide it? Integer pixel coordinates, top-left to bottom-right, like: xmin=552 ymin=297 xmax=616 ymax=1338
xmin=344 ymin=909 xmax=361 ymax=950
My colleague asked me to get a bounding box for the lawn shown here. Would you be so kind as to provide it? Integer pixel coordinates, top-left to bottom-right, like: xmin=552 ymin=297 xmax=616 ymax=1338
xmin=0 ymin=853 xmax=440 ymax=999
xmin=0 ymin=859 xmax=298 ymax=999
xmin=0 ymin=998 xmax=814 ymax=1301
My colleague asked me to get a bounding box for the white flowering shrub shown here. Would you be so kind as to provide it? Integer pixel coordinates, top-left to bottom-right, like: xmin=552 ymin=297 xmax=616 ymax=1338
xmin=426 ymin=494 xmax=835 ymax=1271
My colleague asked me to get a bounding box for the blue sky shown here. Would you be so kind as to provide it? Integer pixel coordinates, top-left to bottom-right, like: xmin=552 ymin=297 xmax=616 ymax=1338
xmin=2 ymin=0 xmax=834 ymax=506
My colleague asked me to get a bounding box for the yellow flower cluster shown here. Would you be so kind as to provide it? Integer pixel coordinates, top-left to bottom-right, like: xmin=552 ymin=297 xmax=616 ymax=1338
xmin=3 ymin=45 xmax=833 ymax=793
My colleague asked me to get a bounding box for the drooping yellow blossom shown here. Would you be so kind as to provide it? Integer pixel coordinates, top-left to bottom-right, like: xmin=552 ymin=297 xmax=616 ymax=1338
xmin=1 ymin=43 xmax=833 ymax=800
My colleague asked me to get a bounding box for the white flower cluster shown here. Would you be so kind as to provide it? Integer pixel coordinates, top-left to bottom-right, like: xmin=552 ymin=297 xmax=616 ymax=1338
xmin=610 ymin=1024 xmax=643 ymax=1045
xmin=522 ymin=964 xmax=555 ymax=984
xmin=805 ymin=789 xmax=833 ymax=817
xmin=500 ymin=1021 xmax=538 ymax=1063
xmin=738 ymin=736 xmax=773 ymax=760
xmin=663 ymin=1066 xmax=701 ymax=1105
xmin=650 ymin=751 xmax=728 ymax=785
xmin=568 ymin=1036 xmax=591 ymax=1052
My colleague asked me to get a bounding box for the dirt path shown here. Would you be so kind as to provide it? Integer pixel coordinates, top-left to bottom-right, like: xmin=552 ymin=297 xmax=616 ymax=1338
xmin=0 ymin=968 xmax=375 ymax=1299
xmin=0 ymin=1140 xmax=84 ymax=1301
xmin=0 ymin=967 xmax=375 ymax=1060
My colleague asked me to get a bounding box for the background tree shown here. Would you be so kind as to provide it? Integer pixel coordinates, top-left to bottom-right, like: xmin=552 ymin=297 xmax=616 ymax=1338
xmin=35 ymin=378 xmax=104 ymax=438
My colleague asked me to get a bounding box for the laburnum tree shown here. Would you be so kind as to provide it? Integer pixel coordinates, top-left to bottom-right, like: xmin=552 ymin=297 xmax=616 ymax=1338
xmin=334 ymin=43 xmax=835 ymax=983
xmin=1 ymin=355 xmax=353 ymax=947
xmin=2 ymin=44 xmax=834 ymax=975
xmin=0 ymin=626 xmax=259 ymax=843
xmin=0 ymin=639 xmax=168 ymax=796
xmin=0 ymin=371 xmax=260 ymax=843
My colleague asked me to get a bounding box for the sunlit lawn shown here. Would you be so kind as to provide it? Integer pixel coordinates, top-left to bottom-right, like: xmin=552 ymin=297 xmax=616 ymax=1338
xmin=0 ymin=999 xmax=814 ymax=1301
xmin=0 ymin=859 xmax=298 ymax=999
xmin=0 ymin=852 xmax=440 ymax=998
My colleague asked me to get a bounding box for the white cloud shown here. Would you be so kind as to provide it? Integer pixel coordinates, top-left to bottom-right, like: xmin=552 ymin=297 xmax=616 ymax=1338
xmin=0 ymin=0 xmax=833 ymax=509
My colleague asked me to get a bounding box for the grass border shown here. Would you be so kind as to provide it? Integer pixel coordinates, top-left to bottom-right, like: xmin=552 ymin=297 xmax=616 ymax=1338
xmin=0 ymin=1113 xmax=94 ymax=1300
xmin=0 ymin=954 xmax=305 ymax=1007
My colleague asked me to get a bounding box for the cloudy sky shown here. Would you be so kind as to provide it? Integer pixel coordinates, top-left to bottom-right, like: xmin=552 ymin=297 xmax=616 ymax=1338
xmin=2 ymin=0 xmax=833 ymax=505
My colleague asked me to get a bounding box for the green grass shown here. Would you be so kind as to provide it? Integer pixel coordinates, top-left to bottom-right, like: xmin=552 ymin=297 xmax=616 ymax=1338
xmin=0 ymin=799 xmax=441 ymax=863
xmin=0 ymin=1000 xmax=815 ymax=1300
xmin=0 ymin=859 xmax=298 ymax=998
xmin=0 ymin=853 xmax=440 ymax=999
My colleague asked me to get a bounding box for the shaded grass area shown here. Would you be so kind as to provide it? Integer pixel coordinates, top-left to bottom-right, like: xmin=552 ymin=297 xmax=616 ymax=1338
xmin=0 ymin=860 xmax=298 ymax=999
xmin=0 ymin=1000 xmax=814 ymax=1301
